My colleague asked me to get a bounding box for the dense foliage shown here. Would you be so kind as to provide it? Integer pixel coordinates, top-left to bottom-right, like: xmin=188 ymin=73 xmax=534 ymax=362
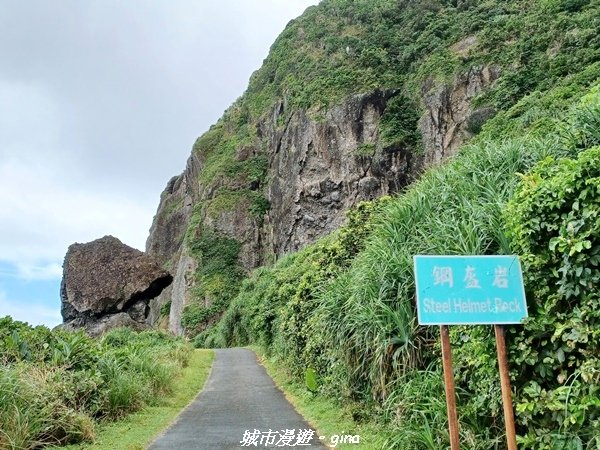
xmin=505 ymin=145 xmax=600 ymax=447
xmin=246 ymin=0 xmax=599 ymax=113
xmin=206 ymin=83 xmax=600 ymax=448
xmin=180 ymin=207 xmax=246 ymax=336
xmin=196 ymin=197 xmax=391 ymax=350
xmin=0 ymin=319 xmax=191 ymax=449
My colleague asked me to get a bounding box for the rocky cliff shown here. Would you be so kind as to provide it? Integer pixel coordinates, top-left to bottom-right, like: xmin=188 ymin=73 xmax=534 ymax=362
xmin=144 ymin=0 xmax=594 ymax=336
xmin=145 ymin=65 xmax=498 ymax=335
xmin=59 ymin=0 xmax=597 ymax=337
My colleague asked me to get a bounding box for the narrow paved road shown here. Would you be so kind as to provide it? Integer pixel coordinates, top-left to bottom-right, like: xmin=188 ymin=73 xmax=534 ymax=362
xmin=149 ymin=348 xmax=327 ymax=449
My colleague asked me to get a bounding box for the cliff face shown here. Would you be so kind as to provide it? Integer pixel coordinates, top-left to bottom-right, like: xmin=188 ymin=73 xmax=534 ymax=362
xmin=146 ymin=66 xmax=497 ymax=335
xmin=263 ymin=89 xmax=413 ymax=256
xmin=144 ymin=158 xmax=199 ymax=333
xmin=421 ymin=65 xmax=500 ymax=165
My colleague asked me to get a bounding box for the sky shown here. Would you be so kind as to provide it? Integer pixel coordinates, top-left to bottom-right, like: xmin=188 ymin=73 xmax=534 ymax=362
xmin=0 ymin=0 xmax=319 ymax=328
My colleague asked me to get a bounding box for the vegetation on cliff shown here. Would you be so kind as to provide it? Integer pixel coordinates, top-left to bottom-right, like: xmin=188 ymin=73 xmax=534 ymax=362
xmin=203 ymin=80 xmax=600 ymax=448
xmin=178 ymin=0 xmax=600 ymax=336
xmin=246 ymin=0 xmax=598 ymax=112
xmin=0 ymin=320 xmax=192 ymax=449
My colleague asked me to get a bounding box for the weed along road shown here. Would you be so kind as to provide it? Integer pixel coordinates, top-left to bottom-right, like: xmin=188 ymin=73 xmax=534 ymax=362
xmin=149 ymin=348 xmax=327 ymax=449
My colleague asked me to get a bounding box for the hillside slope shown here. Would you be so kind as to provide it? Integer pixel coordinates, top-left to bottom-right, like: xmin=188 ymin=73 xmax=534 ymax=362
xmin=144 ymin=0 xmax=600 ymax=340
xmin=203 ymin=72 xmax=600 ymax=449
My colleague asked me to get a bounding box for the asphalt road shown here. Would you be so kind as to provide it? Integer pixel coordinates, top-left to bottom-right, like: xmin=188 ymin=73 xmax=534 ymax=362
xmin=148 ymin=348 xmax=328 ymax=449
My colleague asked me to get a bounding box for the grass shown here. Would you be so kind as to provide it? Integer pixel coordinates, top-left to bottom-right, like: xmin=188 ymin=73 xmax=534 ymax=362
xmin=54 ymin=349 xmax=214 ymax=450
xmin=0 ymin=325 xmax=200 ymax=449
xmin=251 ymin=346 xmax=390 ymax=449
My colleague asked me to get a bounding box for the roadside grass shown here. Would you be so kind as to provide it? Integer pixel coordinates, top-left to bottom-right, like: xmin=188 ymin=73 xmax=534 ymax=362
xmin=55 ymin=349 xmax=214 ymax=450
xmin=252 ymin=346 xmax=391 ymax=449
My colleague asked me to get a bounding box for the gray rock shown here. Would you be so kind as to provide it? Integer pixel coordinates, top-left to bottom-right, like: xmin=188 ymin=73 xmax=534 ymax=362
xmin=63 ymin=313 xmax=148 ymax=337
xmin=61 ymin=236 xmax=172 ymax=335
xmin=420 ymin=65 xmax=500 ymax=165
xmin=167 ymin=253 xmax=197 ymax=336
xmin=264 ymin=89 xmax=406 ymax=255
xmin=128 ymin=300 xmax=149 ymax=323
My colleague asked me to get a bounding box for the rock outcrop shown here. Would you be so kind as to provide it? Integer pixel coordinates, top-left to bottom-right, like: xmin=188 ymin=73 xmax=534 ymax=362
xmin=262 ymin=89 xmax=417 ymax=255
xmin=144 ymin=65 xmax=501 ymax=335
xmin=61 ymin=236 xmax=173 ymax=336
xmin=420 ymin=65 xmax=500 ymax=165
xmin=145 ymin=89 xmax=424 ymax=334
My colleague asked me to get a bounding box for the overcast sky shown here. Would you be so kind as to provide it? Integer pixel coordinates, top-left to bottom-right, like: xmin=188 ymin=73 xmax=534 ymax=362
xmin=0 ymin=0 xmax=319 ymax=327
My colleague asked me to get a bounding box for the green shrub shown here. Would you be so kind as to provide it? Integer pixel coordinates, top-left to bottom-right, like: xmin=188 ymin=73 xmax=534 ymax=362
xmin=505 ymin=146 xmax=600 ymax=448
xmin=354 ymin=142 xmax=376 ymax=156
xmin=160 ymin=300 xmax=172 ymax=317
xmin=182 ymin=228 xmax=244 ymax=336
xmin=249 ymin=194 xmax=270 ymax=218
xmin=102 ymin=369 xmax=145 ymax=419
xmin=379 ymin=93 xmax=421 ymax=149
xmin=0 ymin=365 xmax=98 ymax=448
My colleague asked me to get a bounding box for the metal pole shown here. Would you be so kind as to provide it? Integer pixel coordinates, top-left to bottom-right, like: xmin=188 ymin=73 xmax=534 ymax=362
xmin=440 ymin=325 xmax=460 ymax=450
xmin=494 ymin=325 xmax=518 ymax=450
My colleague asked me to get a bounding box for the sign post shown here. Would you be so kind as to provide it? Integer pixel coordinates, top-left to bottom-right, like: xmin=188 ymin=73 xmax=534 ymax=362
xmin=440 ymin=324 xmax=460 ymax=450
xmin=494 ymin=325 xmax=518 ymax=450
xmin=413 ymin=255 xmax=527 ymax=449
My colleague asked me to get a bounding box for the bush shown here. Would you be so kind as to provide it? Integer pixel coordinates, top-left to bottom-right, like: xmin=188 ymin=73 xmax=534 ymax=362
xmin=182 ymin=228 xmax=244 ymax=336
xmin=505 ymin=146 xmax=600 ymax=448
xmin=379 ymin=93 xmax=421 ymax=149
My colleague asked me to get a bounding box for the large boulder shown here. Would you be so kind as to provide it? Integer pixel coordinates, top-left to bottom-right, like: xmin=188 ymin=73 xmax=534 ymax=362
xmin=61 ymin=235 xmax=173 ymax=336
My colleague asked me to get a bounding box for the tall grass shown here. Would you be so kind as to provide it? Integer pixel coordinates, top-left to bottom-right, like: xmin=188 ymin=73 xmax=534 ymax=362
xmin=318 ymin=136 xmax=572 ymax=401
xmin=0 ymin=320 xmax=191 ymax=449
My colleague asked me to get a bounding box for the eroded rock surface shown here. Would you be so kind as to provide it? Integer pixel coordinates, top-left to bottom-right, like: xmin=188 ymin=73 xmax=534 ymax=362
xmin=420 ymin=65 xmax=500 ymax=165
xmin=145 ymin=67 xmax=499 ymax=334
xmin=61 ymin=236 xmax=173 ymax=336
xmin=263 ymin=89 xmax=416 ymax=255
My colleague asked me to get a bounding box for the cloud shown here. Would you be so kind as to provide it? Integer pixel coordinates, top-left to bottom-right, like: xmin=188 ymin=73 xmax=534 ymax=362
xmin=15 ymin=263 xmax=63 ymax=281
xmin=0 ymin=157 xmax=153 ymax=267
xmin=0 ymin=0 xmax=319 ymax=323
xmin=0 ymin=1 xmax=320 ymax=198
xmin=0 ymin=262 xmax=62 ymax=281
xmin=0 ymin=290 xmax=62 ymax=328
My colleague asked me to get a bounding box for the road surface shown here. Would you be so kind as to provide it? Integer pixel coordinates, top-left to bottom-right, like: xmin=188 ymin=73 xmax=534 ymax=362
xmin=149 ymin=348 xmax=328 ymax=449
